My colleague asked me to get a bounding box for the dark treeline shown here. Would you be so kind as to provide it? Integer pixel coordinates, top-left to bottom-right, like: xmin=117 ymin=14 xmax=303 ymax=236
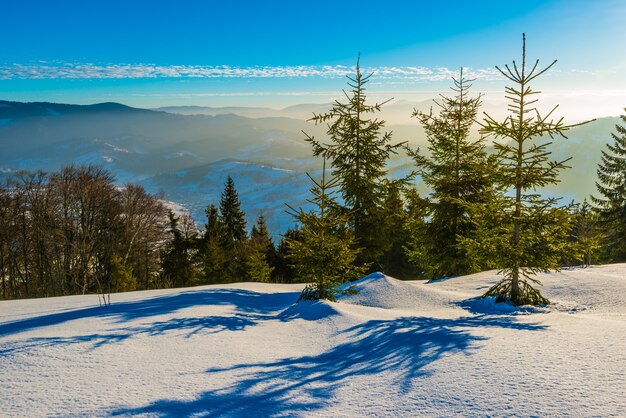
xmin=0 ymin=165 xmax=167 ymax=300
xmin=160 ymin=174 xmax=283 ymax=287
xmin=0 ymin=165 xmax=298 ymax=300
xmin=2 ymin=36 xmax=625 ymax=306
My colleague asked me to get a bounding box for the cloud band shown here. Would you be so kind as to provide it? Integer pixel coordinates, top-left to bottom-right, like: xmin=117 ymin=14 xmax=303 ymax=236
xmin=0 ymin=63 xmax=505 ymax=81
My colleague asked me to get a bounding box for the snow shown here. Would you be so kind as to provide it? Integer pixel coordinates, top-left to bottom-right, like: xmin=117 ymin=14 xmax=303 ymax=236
xmin=1 ymin=265 xmax=625 ymax=417
xmin=340 ymin=272 xmax=456 ymax=313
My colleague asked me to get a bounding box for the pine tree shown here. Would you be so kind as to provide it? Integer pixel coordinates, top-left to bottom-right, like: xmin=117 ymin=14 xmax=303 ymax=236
xmin=198 ymin=204 xmax=226 ymax=283
xmin=403 ymin=188 xmax=430 ymax=276
xmin=219 ymin=176 xmax=247 ymax=245
xmin=246 ymin=215 xmax=275 ymax=282
xmin=591 ymin=110 xmax=626 ymax=262
xmin=286 ymin=161 xmax=366 ymax=302
xmin=161 ymin=210 xmax=198 ymax=288
xmin=219 ymin=176 xmax=248 ymax=280
xmin=304 ymin=55 xmax=404 ymax=267
xmin=110 ymin=254 xmax=137 ymax=292
xmin=472 ymin=34 xmax=587 ymax=306
xmin=273 ymin=227 xmax=302 ymax=283
xmin=408 ymin=69 xmax=495 ymax=278
xmin=377 ymin=181 xmax=417 ymax=278
xmin=568 ymin=200 xmax=601 ymax=266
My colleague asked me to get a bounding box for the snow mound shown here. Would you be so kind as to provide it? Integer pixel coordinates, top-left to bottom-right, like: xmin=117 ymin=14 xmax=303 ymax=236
xmin=427 ymin=264 xmax=626 ymax=314
xmin=338 ymin=272 xmax=454 ymax=311
xmin=280 ymin=300 xmax=341 ymax=321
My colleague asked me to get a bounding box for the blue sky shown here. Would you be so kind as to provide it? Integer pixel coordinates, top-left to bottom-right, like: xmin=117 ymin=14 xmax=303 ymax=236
xmin=1 ymin=0 xmax=624 ymax=112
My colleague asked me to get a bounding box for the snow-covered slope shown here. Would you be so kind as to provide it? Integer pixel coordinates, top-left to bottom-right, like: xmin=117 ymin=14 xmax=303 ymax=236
xmin=1 ymin=265 xmax=625 ymax=417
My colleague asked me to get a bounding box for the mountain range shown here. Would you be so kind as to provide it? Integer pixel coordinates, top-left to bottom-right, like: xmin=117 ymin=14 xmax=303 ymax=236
xmin=0 ymin=100 xmax=619 ymax=236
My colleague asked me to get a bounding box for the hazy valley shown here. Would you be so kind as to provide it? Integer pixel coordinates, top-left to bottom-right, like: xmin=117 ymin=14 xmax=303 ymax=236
xmin=0 ymin=99 xmax=618 ymax=235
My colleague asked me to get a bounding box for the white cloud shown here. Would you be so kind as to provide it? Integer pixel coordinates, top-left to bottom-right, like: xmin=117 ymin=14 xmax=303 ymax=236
xmin=0 ymin=62 xmax=507 ymax=82
xmin=130 ymin=91 xmax=339 ymax=97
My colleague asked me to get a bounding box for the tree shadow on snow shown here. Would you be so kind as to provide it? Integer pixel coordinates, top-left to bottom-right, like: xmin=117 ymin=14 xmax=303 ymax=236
xmin=112 ymin=314 xmax=547 ymax=417
xmin=457 ymin=297 xmax=548 ymax=315
xmin=0 ymin=288 xmax=300 ymax=338
xmin=0 ymin=313 xmax=262 ymax=356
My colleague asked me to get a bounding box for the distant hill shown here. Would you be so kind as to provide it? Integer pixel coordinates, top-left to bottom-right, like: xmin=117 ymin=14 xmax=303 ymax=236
xmin=155 ymin=100 xmax=436 ymax=125
xmin=542 ymin=116 xmax=621 ymax=202
xmin=0 ymin=100 xmax=147 ymax=119
xmin=155 ymin=105 xmax=281 ymax=119
xmin=0 ymin=99 xmax=323 ymax=175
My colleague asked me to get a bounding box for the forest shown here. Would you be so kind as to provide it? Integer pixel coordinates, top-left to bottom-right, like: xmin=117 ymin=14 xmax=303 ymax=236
xmin=1 ymin=36 xmax=625 ymax=306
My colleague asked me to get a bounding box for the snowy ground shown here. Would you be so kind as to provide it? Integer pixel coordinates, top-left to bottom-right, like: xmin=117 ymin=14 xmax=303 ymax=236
xmin=1 ymin=265 xmax=625 ymax=417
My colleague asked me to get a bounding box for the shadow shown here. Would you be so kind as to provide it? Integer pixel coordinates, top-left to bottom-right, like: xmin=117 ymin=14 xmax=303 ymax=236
xmin=113 ymin=314 xmax=547 ymax=417
xmin=426 ymin=275 xmax=459 ymax=283
xmin=0 ymin=313 xmax=262 ymax=355
xmin=278 ymin=300 xmax=340 ymax=321
xmin=142 ymin=314 xmax=261 ymax=338
xmin=0 ymin=288 xmax=300 ymax=337
xmin=458 ymin=297 xmax=547 ymax=315
xmin=0 ymin=335 xmax=91 ymax=356
xmin=560 ymin=265 xmax=592 ymax=271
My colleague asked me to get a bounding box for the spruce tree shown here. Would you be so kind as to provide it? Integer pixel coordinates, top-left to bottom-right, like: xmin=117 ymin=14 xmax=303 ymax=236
xmin=204 ymin=204 xmax=223 ymax=241
xmin=568 ymin=200 xmax=601 ymax=266
xmin=273 ymin=227 xmax=302 ymax=283
xmin=161 ymin=210 xmax=198 ymax=288
xmin=591 ymin=110 xmax=626 ymax=262
xmin=110 ymin=254 xmax=137 ymax=292
xmin=198 ymin=204 xmax=226 ymax=282
xmin=403 ymin=188 xmax=430 ymax=276
xmin=471 ymin=34 xmax=587 ymax=306
xmin=246 ymin=215 xmax=275 ymax=282
xmin=377 ymin=181 xmax=416 ymax=278
xmin=408 ymin=69 xmax=495 ymax=278
xmin=304 ymin=55 xmax=404 ymax=267
xmin=219 ymin=176 xmax=247 ymax=244
xmin=286 ymin=161 xmax=366 ymax=302
xmin=219 ymin=176 xmax=248 ymax=280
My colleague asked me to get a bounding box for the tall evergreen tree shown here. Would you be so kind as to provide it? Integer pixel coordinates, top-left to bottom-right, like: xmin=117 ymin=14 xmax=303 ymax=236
xmin=219 ymin=176 xmax=247 ymax=245
xmin=161 ymin=210 xmax=198 ymax=288
xmin=204 ymin=204 xmax=224 ymax=242
xmin=304 ymin=55 xmax=404 ymax=267
xmin=286 ymin=161 xmax=366 ymax=302
xmin=591 ymin=110 xmax=626 ymax=262
xmin=468 ymin=34 xmax=587 ymax=306
xmin=377 ymin=181 xmax=416 ymax=278
xmin=408 ymin=69 xmax=495 ymax=278
xmin=273 ymin=227 xmax=302 ymax=283
xmin=403 ymin=188 xmax=430 ymax=276
xmin=198 ymin=204 xmax=226 ymax=282
xmin=246 ymin=215 xmax=275 ymax=282
xmin=567 ymin=200 xmax=601 ymax=266
xmin=219 ymin=176 xmax=248 ymax=280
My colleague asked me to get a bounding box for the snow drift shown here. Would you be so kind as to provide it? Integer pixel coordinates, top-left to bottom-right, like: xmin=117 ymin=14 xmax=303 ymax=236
xmin=339 ymin=272 xmax=455 ymax=312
